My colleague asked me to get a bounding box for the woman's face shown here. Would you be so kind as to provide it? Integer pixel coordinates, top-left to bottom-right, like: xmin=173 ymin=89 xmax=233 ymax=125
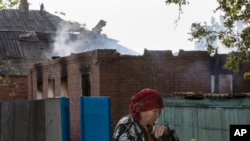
xmin=140 ymin=108 xmax=162 ymax=125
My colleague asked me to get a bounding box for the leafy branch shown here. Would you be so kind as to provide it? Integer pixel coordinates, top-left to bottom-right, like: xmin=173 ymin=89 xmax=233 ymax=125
xmin=165 ymin=0 xmax=250 ymax=78
xmin=165 ymin=0 xmax=189 ymax=28
xmin=0 ymin=0 xmax=19 ymax=9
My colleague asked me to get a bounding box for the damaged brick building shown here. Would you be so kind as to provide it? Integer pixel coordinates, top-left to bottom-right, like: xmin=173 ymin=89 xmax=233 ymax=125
xmin=0 ymin=0 xmax=136 ymax=99
xmin=1 ymin=0 xmax=250 ymax=141
xmin=28 ymin=49 xmax=250 ymax=141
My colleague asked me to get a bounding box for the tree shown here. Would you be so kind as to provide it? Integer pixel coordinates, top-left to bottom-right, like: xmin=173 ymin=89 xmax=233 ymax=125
xmin=165 ymin=0 xmax=250 ymax=79
xmin=0 ymin=0 xmax=19 ymax=9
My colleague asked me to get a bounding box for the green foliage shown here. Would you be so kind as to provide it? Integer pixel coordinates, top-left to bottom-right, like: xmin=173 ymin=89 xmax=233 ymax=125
xmin=165 ymin=0 xmax=250 ymax=77
xmin=165 ymin=0 xmax=189 ymax=5
xmin=223 ymin=53 xmax=240 ymax=73
xmin=243 ymin=72 xmax=250 ymax=79
xmin=0 ymin=55 xmax=20 ymax=96
xmin=189 ymin=23 xmax=217 ymax=54
xmin=165 ymin=0 xmax=189 ymax=25
xmin=241 ymin=26 xmax=250 ymax=47
xmin=0 ymin=0 xmax=19 ymax=9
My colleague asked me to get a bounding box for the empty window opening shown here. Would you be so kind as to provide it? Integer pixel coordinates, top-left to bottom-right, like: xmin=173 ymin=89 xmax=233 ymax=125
xmin=48 ymin=78 xmax=55 ymax=98
xmin=81 ymin=74 xmax=91 ymax=96
xmin=61 ymin=77 xmax=68 ymax=97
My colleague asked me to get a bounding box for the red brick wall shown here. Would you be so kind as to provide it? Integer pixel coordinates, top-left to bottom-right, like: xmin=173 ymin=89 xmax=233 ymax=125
xmin=67 ymin=61 xmax=81 ymax=141
xmin=97 ymin=50 xmax=212 ymax=128
xmin=0 ymin=76 xmax=28 ymax=100
xmin=27 ymin=49 xmax=250 ymax=141
xmin=237 ymin=61 xmax=250 ymax=92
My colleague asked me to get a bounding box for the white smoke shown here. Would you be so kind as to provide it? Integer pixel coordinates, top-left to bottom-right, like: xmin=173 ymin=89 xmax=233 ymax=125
xmin=51 ymin=22 xmax=83 ymax=57
xmin=48 ymin=21 xmax=139 ymax=58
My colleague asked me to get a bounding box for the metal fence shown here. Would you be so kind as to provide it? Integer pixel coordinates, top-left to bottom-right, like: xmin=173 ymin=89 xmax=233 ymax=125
xmin=0 ymin=98 xmax=70 ymax=141
xmin=80 ymin=96 xmax=111 ymax=141
xmin=0 ymin=97 xmax=110 ymax=141
xmin=158 ymin=97 xmax=250 ymax=141
xmin=1 ymin=96 xmax=249 ymax=141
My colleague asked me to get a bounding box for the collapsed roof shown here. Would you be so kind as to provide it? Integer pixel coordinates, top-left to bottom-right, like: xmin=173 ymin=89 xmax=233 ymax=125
xmin=0 ymin=3 xmax=138 ymax=74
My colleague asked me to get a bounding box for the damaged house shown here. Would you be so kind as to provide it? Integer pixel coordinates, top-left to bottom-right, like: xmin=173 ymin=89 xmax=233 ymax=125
xmin=0 ymin=0 xmax=137 ymax=99
xmin=29 ymin=48 xmax=250 ymax=140
xmin=1 ymin=0 xmax=250 ymax=141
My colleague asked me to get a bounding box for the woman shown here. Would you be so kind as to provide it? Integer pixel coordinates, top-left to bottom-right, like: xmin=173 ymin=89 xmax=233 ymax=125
xmin=113 ymin=88 xmax=179 ymax=141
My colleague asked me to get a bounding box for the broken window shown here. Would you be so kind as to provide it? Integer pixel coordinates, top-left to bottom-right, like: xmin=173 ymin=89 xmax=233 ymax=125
xmin=81 ymin=74 xmax=91 ymax=96
xmin=48 ymin=78 xmax=55 ymax=98
xmin=36 ymin=69 xmax=43 ymax=99
xmin=61 ymin=77 xmax=68 ymax=97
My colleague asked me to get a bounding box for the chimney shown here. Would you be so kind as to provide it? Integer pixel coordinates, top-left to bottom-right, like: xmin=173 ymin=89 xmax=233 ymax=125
xmin=40 ymin=3 xmax=44 ymax=14
xmin=19 ymin=0 xmax=29 ymax=12
xmin=92 ymin=20 xmax=107 ymax=34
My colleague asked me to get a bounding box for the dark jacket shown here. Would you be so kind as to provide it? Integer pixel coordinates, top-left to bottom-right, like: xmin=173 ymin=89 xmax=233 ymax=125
xmin=113 ymin=115 xmax=179 ymax=141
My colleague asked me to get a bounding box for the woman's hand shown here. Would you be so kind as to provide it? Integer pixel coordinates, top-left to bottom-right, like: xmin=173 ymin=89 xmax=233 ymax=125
xmin=151 ymin=124 xmax=169 ymax=138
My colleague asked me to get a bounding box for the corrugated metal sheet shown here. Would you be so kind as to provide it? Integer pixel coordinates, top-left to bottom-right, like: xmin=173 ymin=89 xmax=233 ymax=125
xmin=0 ymin=10 xmax=54 ymax=32
xmin=0 ymin=98 xmax=70 ymax=141
xmin=13 ymin=100 xmax=32 ymax=141
xmin=80 ymin=96 xmax=111 ymax=141
xmin=45 ymin=99 xmax=63 ymax=141
xmin=0 ymin=31 xmax=29 ymax=58
xmin=0 ymin=101 xmax=15 ymax=141
xmin=0 ymin=31 xmax=53 ymax=59
xmin=158 ymin=98 xmax=250 ymax=141
xmin=0 ymin=9 xmax=82 ymax=59
xmin=0 ymin=9 xmax=82 ymax=32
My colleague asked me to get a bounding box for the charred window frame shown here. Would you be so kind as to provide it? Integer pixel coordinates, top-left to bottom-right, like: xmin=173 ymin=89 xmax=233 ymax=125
xmin=61 ymin=77 xmax=68 ymax=97
xmin=37 ymin=70 xmax=43 ymax=94
xmin=81 ymin=73 xmax=91 ymax=96
xmin=49 ymin=78 xmax=55 ymax=97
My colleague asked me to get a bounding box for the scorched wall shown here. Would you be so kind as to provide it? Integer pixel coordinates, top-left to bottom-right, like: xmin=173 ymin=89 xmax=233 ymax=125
xmin=28 ymin=49 xmax=250 ymax=141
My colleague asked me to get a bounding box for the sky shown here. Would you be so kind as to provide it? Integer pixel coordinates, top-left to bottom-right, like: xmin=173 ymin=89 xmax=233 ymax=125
xmin=27 ymin=0 xmax=220 ymax=54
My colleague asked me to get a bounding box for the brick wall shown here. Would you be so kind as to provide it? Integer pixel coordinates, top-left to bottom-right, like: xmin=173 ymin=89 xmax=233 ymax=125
xmin=0 ymin=76 xmax=28 ymax=100
xmin=67 ymin=56 xmax=82 ymax=141
xmin=98 ymin=50 xmax=212 ymax=128
xmin=27 ymin=49 xmax=250 ymax=141
xmin=237 ymin=61 xmax=250 ymax=92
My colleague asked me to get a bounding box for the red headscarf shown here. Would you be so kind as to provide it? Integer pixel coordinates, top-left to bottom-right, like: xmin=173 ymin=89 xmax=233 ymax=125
xmin=129 ymin=88 xmax=163 ymax=121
